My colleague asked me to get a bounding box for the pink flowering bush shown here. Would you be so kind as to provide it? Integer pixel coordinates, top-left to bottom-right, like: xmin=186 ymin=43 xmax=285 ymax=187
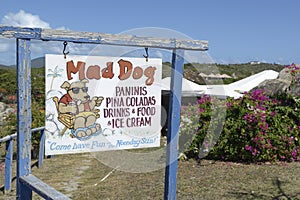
xmin=286 ymin=63 xmax=300 ymax=89
xmin=180 ymin=64 xmax=300 ymax=162
xmin=212 ymin=91 xmax=300 ymax=162
xmin=179 ymin=95 xmax=227 ymax=158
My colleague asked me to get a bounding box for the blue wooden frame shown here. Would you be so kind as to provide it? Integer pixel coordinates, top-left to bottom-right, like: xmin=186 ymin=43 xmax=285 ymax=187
xmin=164 ymin=49 xmax=184 ymax=199
xmin=0 ymin=127 xmax=46 ymax=193
xmin=5 ymin=138 xmax=13 ymax=193
xmin=0 ymin=26 xmax=208 ymax=200
xmin=16 ymin=38 xmax=33 ymax=199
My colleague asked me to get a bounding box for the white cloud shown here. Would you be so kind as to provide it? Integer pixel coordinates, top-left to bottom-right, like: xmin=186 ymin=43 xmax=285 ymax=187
xmin=1 ymin=10 xmax=50 ymax=28
xmin=0 ymin=10 xmax=72 ymax=65
xmin=0 ymin=38 xmax=12 ymax=52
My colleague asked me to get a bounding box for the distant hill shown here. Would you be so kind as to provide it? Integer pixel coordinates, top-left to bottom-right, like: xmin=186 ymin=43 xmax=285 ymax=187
xmin=0 ymin=59 xmax=286 ymax=85
xmin=182 ymin=62 xmax=285 ymax=84
xmin=4 ymin=57 xmax=45 ymax=69
xmin=0 ymin=64 xmax=10 ymax=69
xmin=31 ymin=57 xmax=45 ymax=68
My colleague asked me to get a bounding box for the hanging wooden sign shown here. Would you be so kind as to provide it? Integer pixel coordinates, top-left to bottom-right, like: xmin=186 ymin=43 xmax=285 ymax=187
xmin=45 ymin=54 xmax=162 ymax=155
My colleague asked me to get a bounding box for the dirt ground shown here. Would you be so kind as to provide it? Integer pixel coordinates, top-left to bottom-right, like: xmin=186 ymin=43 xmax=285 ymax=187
xmin=1 ymin=146 xmax=300 ymax=200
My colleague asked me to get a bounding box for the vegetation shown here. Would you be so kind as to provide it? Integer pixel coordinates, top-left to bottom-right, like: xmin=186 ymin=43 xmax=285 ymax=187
xmin=0 ymin=60 xmax=288 ymax=151
xmin=180 ymin=64 xmax=300 ymax=162
xmin=0 ymin=67 xmax=45 ymax=145
xmin=164 ymin=62 xmax=285 ymax=84
xmin=2 ymin=150 xmax=300 ymax=199
xmin=1 ymin=61 xmax=300 ymax=199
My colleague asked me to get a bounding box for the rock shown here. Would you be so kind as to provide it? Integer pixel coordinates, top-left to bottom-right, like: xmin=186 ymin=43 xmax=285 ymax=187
xmin=252 ymin=68 xmax=300 ymax=96
xmin=287 ymin=77 xmax=300 ymax=95
xmin=253 ymin=79 xmax=289 ymax=96
xmin=0 ymin=102 xmax=6 ymax=113
xmin=0 ymin=102 xmax=14 ymax=126
xmin=278 ymin=68 xmax=292 ymax=80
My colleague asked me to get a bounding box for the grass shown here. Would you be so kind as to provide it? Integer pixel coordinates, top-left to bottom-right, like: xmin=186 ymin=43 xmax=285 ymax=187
xmin=1 ymin=143 xmax=300 ymax=200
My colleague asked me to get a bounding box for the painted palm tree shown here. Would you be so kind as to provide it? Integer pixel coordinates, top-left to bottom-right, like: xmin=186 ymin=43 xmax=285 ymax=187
xmin=47 ymin=66 xmax=64 ymax=90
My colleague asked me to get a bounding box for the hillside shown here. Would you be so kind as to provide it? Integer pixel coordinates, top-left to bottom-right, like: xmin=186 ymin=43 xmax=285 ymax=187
xmin=0 ymin=61 xmax=287 ymax=139
xmin=8 ymin=57 xmax=45 ymax=68
xmin=0 ymin=62 xmax=285 ymax=100
xmin=0 ymin=67 xmax=44 ymax=103
xmin=163 ymin=62 xmax=285 ymax=85
xmin=0 ymin=64 xmax=11 ymax=70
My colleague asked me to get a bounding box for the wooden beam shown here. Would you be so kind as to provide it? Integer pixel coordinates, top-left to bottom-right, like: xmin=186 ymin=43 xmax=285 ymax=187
xmin=164 ymin=49 xmax=184 ymax=200
xmin=0 ymin=133 xmax=17 ymax=143
xmin=4 ymin=139 xmax=13 ymax=193
xmin=0 ymin=25 xmax=209 ymax=200
xmin=20 ymin=174 xmax=70 ymax=200
xmin=38 ymin=129 xmax=45 ymax=167
xmin=0 ymin=26 xmax=208 ymax=51
xmin=16 ymin=38 xmax=32 ymax=199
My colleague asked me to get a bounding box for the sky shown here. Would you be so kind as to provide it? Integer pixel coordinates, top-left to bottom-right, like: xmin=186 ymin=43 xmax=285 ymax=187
xmin=0 ymin=0 xmax=299 ymax=65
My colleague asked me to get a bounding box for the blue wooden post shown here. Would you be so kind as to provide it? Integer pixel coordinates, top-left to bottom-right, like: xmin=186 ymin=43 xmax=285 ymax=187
xmin=164 ymin=49 xmax=184 ymax=200
xmin=0 ymin=25 xmax=207 ymax=199
xmin=16 ymin=38 xmax=32 ymax=200
xmin=38 ymin=129 xmax=45 ymax=167
xmin=4 ymin=139 xmax=13 ymax=193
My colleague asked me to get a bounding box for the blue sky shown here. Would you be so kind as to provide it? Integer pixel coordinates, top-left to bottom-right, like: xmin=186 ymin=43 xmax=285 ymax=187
xmin=0 ymin=0 xmax=299 ymax=65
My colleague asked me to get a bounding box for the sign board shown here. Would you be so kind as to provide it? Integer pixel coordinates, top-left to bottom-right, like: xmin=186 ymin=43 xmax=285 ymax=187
xmin=45 ymin=54 xmax=162 ymax=155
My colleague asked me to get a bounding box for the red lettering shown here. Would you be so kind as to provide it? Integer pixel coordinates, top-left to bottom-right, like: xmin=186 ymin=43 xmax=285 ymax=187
xmin=144 ymin=67 xmax=156 ymax=86
xmin=102 ymin=62 xmax=114 ymax=79
xmin=118 ymin=59 xmax=132 ymax=80
xmin=86 ymin=65 xmax=101 ymax=80
xmin=132 ymin=66 xmax=143 ymax=79
xmin=66 ymin=60 xmax=85 ymax=80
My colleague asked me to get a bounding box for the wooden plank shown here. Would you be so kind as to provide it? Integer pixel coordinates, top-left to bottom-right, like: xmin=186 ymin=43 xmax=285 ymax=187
xmin=0 ymin=133 xmax=17 ymax=143
xmin=0 ymin=26 xmax=41 ymax=39
xmin=31 ymin=127 xmax=45 ymax=133
xmin=38 ymin=130 xmax=45 ymax=167
xmin=0 ymin=25 xmax=209 ymax=199
xmin=4 ymin=139 xmax=13 ymax=193
xmin=164 ymin=49 xmax=184 ymax=200
xmin=0 ymin=127 xmax=44 ymax=143
xmin=0 ymin=127 xmax=46 ymax=193
xmin=16 ymin=38 xmax=32 ymax=199
xmin=20 ymin=174 xmax=70 ymax=200
xmin=0 ymin=26 xmax=208 ymax=51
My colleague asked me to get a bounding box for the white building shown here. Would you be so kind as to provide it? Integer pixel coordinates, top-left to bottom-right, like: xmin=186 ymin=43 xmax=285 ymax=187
xmin=162 ymin=70 xmax=279 ymax=99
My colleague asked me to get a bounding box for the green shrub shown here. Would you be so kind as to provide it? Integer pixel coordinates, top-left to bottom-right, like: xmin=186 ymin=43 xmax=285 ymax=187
xmin=216 ymin=92 xmax=299 ymax=162
xmin=180 ymin=64 xmax=300 ymax=162
xmin=179 ymin=95 xmax=226 ymax=159
xmin=0 ymin=67 xmax=45 ymax=144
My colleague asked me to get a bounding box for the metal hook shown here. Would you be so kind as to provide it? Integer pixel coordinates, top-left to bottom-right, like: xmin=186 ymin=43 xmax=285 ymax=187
xmin=63 ymin=41 xmax=69 ymax=59
xmin=143 ymin=47 xmax=149 ymax=62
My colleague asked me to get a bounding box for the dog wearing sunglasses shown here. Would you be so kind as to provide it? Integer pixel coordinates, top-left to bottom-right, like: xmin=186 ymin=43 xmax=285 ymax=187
xmin=58 ymin=79 xmax=103 ymax=138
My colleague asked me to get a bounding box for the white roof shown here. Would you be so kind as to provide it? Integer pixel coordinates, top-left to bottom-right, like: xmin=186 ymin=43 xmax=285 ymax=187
xmin=161 ymin=77 xmax=204 ymax=94
xmin=227 ymin=70 xmax=279 ymax=93
xmin=161 ymin=70 xmax=279 ymax=99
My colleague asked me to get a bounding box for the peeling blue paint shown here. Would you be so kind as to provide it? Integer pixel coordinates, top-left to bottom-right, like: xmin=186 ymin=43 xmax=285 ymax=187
xmin=16 ymin=38 xmax=33 ymax=199
xmin=164 ymin=50 xmax=184 ymax=200
xmin=0 ymin=25 xmax=208 ymax=200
